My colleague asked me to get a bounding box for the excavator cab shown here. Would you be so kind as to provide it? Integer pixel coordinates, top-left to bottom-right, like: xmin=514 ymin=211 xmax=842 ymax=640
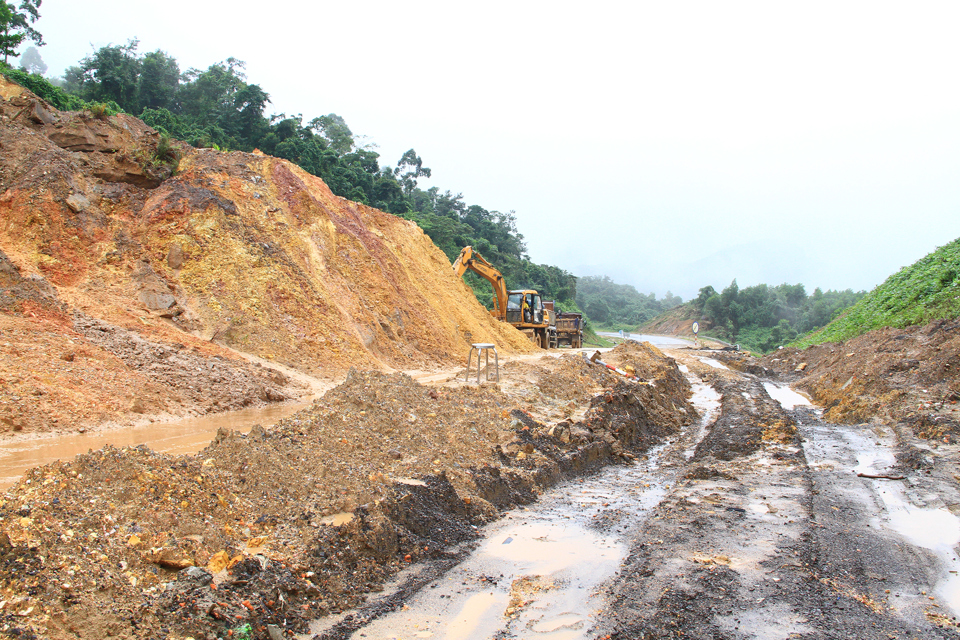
xmin=506 ymin=290 xmax=543 ymax=326
xmin=524 ymin=292 xmax=544 ymax=325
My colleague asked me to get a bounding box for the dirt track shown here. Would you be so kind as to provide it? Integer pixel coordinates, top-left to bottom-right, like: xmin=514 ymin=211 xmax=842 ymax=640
xmin=2 ymin=340 xmax=960 ymax=639
xmin=597 ymin=348 xmax=960 ymax=639
xmin=308 ymin=346 xmax=960 ymax=640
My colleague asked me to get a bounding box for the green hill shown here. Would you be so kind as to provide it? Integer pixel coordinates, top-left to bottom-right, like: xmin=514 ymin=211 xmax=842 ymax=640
xmin=793 ymin=237 xmax=960 ymax=348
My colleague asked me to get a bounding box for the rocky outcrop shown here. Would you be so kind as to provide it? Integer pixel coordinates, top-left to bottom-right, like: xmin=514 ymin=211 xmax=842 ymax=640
xmin=0 ymin=78 xmax=176 ymax=187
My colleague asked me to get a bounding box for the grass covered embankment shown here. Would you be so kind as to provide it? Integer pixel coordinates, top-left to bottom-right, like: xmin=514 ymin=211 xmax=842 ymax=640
xmin=793 ymin=238 xmax=960 ymax=348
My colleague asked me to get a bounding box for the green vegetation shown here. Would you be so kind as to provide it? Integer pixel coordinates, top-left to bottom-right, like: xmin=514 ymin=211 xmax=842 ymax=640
xmin=792 ymin=238 xmax=960 ymax=348
xmin=577 ymin=276 xmax=682 ymax=329
xmin=583 ymin=327 xmax=614 ymax=348
xmin=0 ymin=0 xmax=42 ymax=65
xmin=693 ymin=281 xmax=864 ymax=353
xmin=0 ymin=66 xmax=87 ymax=110
xmin=230 ymin=623 xmax=253 ymax=640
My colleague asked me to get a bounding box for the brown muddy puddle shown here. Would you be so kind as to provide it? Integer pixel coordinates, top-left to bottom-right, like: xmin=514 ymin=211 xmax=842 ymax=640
xmin=307 ymin=442 xmax=675 ymax=640
xmin=0 ymin=400 xmax=314 ymax=490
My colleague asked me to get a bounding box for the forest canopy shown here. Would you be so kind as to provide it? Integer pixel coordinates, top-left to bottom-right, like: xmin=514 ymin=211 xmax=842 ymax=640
xmin=692 ymin=280 xmax=864 ymax=352
xmin=2 ymin=33 xmax=866 ymax=345
xmin=577 ymin=276 xmax=682 ymax=327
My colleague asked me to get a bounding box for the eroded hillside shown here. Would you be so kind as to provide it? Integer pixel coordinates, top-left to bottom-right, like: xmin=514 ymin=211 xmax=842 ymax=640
xmin=0 ymin=77 xmax=534 ymax=435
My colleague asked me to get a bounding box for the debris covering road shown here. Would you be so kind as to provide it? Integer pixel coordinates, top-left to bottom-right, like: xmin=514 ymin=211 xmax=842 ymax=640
xmin=298 ymin=345 xmax=960 ymax=640
xmin=0 ymin=342 xmax=697 ymax=640
xmin=3 ymin=340 xmax=960 ymax=639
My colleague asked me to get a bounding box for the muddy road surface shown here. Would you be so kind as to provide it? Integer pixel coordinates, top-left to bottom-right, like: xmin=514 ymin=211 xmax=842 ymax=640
xmin=317 ymin=349 xmax=960 ymax=639
xmin=2 ymin=342 xmax=959 ymax=639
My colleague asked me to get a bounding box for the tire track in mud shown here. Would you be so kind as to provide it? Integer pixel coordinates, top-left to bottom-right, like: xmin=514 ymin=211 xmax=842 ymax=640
xmin=597 ymin=359 xmax=960 ymax=639
xmin=305 ymin=362 xmax=723 ymax=639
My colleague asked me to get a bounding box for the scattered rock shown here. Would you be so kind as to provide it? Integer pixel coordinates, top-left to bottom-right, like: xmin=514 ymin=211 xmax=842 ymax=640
xmin=167 ymin=243 xmax=184 ymax=270
xmin=65 ymin=193 xmax=90 ymax=213
xmin=178 ymin=566 xmax=213 ymax=586
xmin=145 ymin=546 xmax=194 ymax=570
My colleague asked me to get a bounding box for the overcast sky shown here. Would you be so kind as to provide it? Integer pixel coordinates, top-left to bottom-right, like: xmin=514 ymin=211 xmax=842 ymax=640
xmin=29 ymin=1 xmax=960 ymax=299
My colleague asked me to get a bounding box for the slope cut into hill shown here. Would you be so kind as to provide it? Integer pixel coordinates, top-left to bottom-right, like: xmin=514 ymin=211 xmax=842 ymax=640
xmin=0 ymin=77 xmax=535 ymax=435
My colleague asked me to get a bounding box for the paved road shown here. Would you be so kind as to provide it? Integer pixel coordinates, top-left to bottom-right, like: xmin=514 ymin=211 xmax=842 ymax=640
xmin=598 ymin=331 xmax=693 ymax=347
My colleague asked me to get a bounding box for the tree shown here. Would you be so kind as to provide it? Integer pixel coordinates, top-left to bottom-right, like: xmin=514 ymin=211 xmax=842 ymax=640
xmin=232 ymin=83 xmax=270 ymax=142
xmin=661 ymin=290 xmax=682 ymax=309
xmin=17 ymin=43 xmax=44 ymax=74
xmin=0 ymin=1 xmax=42 ymax=65
xmin=138 ymin=50 xmax=179 ymax=110
xmin=0 ymin=4 xmax=23 ymax=64
xmin=309 ymin=114 xmax=354 ymax=156
xmin=69 ymin=40 xmax=142 ymax=112
xmin=394 ymin=148 xmax=431 ymax=194
xmin=695 ymin=285 xmax=717 ymax=312
xmin=179 ymin=58 xmax=246 ymax=116
xmin=770 ymin=319 xmax=797 ymax=346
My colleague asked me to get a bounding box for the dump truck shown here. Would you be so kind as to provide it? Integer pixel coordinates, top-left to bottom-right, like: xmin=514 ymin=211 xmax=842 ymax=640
xmin=544 ymin=301 xmax=583 ymax=348
xmin=555 ymin=311 xmax=584 ymax=348
xmin=452 ymin=246 xmax=551 ymax=349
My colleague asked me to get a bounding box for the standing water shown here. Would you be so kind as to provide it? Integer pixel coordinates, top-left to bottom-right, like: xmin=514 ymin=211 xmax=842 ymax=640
xmin=312 ymin=448 xmax=671 ymax=640
xmin=0 ymin=400 xmax=313 ymax=490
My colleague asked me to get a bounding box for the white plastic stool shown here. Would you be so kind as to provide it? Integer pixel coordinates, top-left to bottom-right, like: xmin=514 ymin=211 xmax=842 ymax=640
xmin=465 ymin=343 xmax=499 ymax=383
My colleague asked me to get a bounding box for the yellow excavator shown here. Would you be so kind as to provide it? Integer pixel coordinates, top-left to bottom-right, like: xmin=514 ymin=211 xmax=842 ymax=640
xmin=453 ymin=246 xmax=551 ymax=348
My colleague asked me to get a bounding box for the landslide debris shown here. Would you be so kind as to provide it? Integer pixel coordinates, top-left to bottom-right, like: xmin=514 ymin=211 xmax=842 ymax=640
xmin=757 ymin=318 xmax=960 ymax=440
xmin=0 ymin=75 xmax=534 ymax=436
xmin=0 ymin=347 xmax=696 ymax=640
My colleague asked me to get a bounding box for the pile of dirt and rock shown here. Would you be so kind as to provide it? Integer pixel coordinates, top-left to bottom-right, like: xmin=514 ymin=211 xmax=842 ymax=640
xmin=0 ymin=246 xmax=302 ymax=435
xmin=753 ymin=318 xmax=960 ymax=440
xmin=0 ymin=346 xmax=696 ymax=640
xmin=0 ymin=76 xmax=535 ymax=437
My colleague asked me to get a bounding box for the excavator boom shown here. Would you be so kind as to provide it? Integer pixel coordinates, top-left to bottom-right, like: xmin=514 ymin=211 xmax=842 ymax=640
xmin=452 ymin=246 xmax=508 ymax=320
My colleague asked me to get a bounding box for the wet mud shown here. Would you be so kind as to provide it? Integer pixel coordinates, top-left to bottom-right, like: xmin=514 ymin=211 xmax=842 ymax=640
xmin=0 ymin=344 xmax=698 ymax=640
xmin=3 ymin=339 xmax=960 ymax=640
xmin=328 ymin=348 xmax=960 ymax=640
xmin=0 ymin=399 xmax=313 ymax=490
xmin=595 ymin=352 xmax=960 ymax=639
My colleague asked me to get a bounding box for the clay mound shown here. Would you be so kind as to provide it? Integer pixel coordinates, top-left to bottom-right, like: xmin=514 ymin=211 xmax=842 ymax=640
xmin=131 ymin=151 xmax=534 ymax=372
xmin=0 ymin=77 xmax=535 ymax=433
xmin=607 ymin=340 xmax=690 ymax=384
xmin=204 ymin=369 xmax=515 ymax=531
xmin=0 ymin=350 xmax=699 ymax=639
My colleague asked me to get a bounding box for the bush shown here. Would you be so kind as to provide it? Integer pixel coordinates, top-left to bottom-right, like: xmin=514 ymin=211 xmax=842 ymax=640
xmin=793 ymin=237 xmax=960 ymax=348
xmin=0 ymin=67 xmax=86 ymax=111
xmin=153 ymin=133 xmax=181 ymax=172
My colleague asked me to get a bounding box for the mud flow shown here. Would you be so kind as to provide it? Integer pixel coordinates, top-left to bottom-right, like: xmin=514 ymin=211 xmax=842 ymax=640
xmin=0 ymin=400 xmax=313 ymax=489
xmin=314 ymin=451 xmax=667 ymax=640
xmin=591 ymin=350 xmax=960 ymax=639
xmin=800 ymin=413 xmax=960 ymax=622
